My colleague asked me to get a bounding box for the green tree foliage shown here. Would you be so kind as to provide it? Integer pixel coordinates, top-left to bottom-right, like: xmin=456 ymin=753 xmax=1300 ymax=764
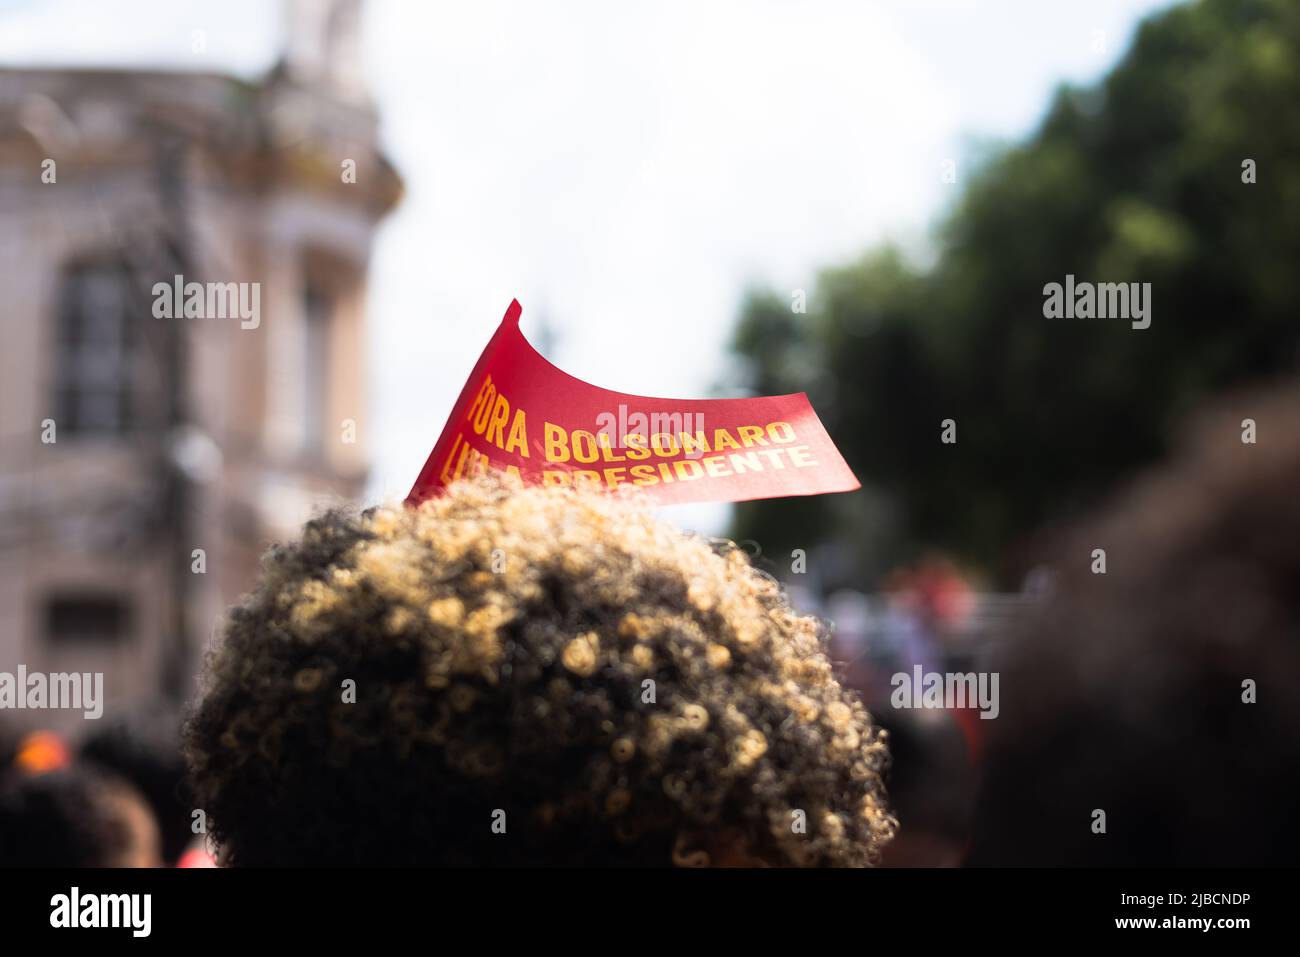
xmin=729 ymin=0 xmax=1300 ymax=587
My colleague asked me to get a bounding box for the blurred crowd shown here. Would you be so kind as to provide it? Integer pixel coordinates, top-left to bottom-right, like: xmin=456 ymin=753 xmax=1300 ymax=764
xmin=0 ymin=703 xmax=213 ymax=868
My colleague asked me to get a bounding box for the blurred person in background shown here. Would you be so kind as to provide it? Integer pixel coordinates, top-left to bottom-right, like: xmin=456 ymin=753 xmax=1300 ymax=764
xmin=869 ymin=561 xmax=981 ymax=867
xmin=967 ymin=379 xmax=1300 ymax=866
xmin=0 ymin=760 xmax=162 ymax=867
xmin=80 ymin=701 xmax=193 ymax=866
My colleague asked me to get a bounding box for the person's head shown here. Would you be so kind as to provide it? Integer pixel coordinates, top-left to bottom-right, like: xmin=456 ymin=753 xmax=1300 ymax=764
xmin=184 ymin=478 xmax=895 ymax=866
xmin=0 ymin=763 xmax=162 ymax=868
xmin=81 ymin=702 xmax=192 ymax=865
xmin=968 ymin=380 xmax=1300 ymax=865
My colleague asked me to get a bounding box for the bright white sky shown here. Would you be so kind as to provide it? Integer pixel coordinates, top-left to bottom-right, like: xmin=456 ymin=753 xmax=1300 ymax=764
xmin=0 ymin=0 xmax=1181 ymax=533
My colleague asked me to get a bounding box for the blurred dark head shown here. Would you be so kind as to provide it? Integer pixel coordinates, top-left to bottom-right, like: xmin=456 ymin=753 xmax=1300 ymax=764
xmin=0 ymin=763 xmax=162 ymax=868
xmin=968 ymin=380 xmax=1300 ymax=865
xmin=80 ymin=701 xmax=191 ymax=864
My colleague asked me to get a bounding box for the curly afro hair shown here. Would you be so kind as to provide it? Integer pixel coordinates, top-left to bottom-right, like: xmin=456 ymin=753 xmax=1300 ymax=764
xmin=184 ymin=478 xmax=895 ymax=866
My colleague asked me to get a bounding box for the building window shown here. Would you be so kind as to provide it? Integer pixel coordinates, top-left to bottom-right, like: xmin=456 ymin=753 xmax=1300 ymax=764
xmin=44 ymin=594 xmax=131 ymax=645
xmin=55 ymin=261 xmax=136 ymax=436
xmin=302 ymin=283 xmax=332 ymax=457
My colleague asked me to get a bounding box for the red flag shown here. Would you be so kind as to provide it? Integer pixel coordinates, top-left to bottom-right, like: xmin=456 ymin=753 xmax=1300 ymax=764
xmin=407 ymin=301 xmax=860 ymax=507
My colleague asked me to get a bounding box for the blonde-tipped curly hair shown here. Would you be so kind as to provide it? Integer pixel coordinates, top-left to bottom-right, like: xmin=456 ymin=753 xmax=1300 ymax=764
xmin=184 ymin=478 xmax=895 ymax=866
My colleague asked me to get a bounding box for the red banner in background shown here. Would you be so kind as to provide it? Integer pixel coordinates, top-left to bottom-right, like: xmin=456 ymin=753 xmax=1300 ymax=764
xmin=406 ymin=300 xmax=860 ymax=507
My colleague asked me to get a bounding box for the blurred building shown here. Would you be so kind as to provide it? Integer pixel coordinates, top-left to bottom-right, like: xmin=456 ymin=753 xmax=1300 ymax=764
xmin=0 ymin=0 xmax=400 ymax=734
